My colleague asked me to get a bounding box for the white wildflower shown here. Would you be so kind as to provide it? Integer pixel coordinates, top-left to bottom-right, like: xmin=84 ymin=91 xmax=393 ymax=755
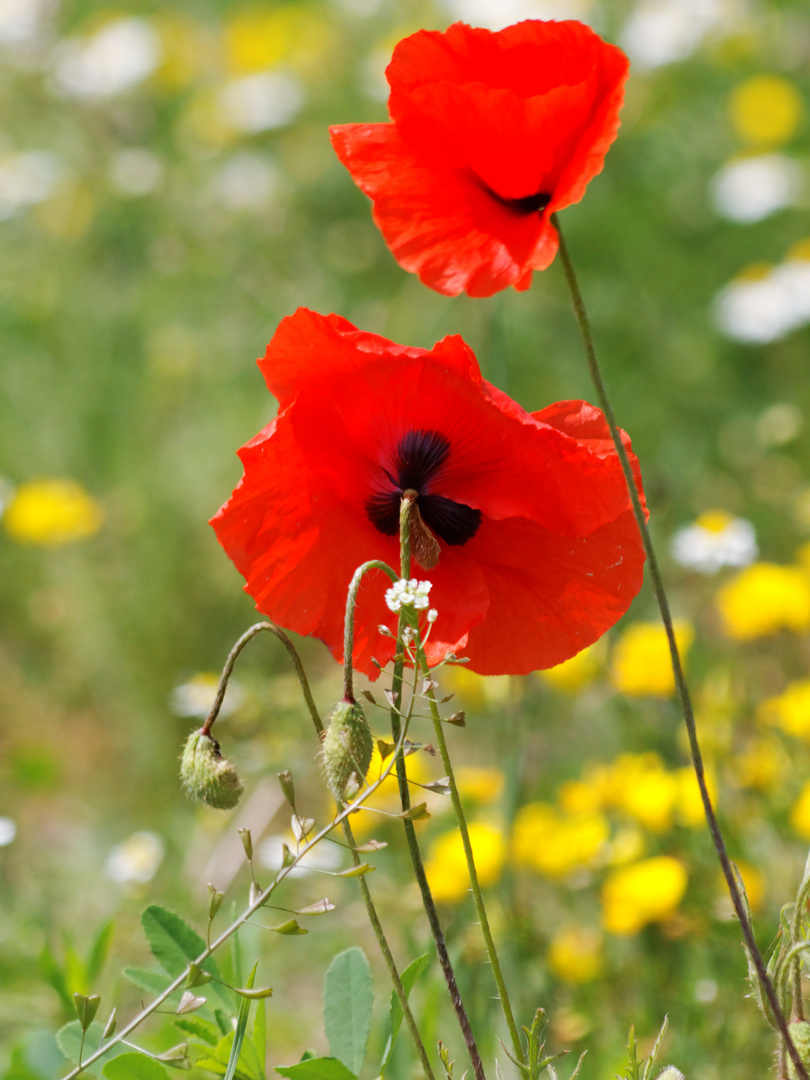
xmin=671 ymin=511 xmax=757 ymax=574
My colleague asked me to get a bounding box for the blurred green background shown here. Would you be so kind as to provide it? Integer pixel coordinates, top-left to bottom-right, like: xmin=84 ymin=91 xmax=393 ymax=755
xmin=1 ymin=0 xmax=810 ymax=1077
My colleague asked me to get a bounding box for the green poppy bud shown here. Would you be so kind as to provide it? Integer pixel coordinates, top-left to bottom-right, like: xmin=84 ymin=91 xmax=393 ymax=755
xmin=180 ymin=729 xmax=244 ymax=810
xmin=320 ymin=699 xmax=373 ymax=802
xmin=788 ymin=1021 xmax=810 ymax=1080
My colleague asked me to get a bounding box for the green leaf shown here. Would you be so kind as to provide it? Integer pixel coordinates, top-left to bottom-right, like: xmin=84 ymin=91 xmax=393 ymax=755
xmin=252 ymin=999 xmax=267 ymax=1080
xmin=56 ymin=1021 xmax=128 ymax=1068
xmin=102 ymin=1053 xmax=171 ymax=1080
xmin=275 ymin=1059 xmax=358 ymax=1080
xmin=323 ymin=948 xmax=373 ymax=1076
xmin=141 ymin=906 xmax=232 ymax=1011
xmin=225 ymin=961 xmax=258 ymax=1080
xmin=88 ymin=922 xmax=115 ymax=984
xmin=174 ymin=1017 xmax=220 ymax=1047
xmin=196 ymin=1033 xmax=262 ymax=1080
xmin=380 ymin=953 xmax=429 ymax=1077
xmin=39 ymin=945 xmax=72 ymax=1013
xmin=123 ymin=967 xmax=172 ymax=996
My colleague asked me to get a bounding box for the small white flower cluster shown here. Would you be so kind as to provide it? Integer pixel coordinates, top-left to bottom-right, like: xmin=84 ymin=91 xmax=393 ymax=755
xmin=385 ymin=578 xmax=432 ymax=612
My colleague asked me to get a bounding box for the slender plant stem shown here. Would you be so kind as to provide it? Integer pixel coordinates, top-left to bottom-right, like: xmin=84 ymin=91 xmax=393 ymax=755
xmin=343 ymin=559 xmax=399 ymax=701
xmin=415 ymin=646 xmax=524 ymax=1065
xmin=552 ymin=213 xmax=807 ymax=1080
xmin=341 ymin=816 xmax=436 ymax=1079
xmin=391 ymin=495 xmax=487 ymax=1080
xmin=201 ymin=621 xmax=322 ymax=737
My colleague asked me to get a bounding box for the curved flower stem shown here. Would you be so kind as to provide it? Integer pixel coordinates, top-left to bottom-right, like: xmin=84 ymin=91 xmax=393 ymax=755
xmin=415 ymin=645 xmax=525 ymax=1066
xmin=341 ymin=815 xmax=436 ymax=1080
xmin=201 ymin=621 xmax=323 ymax=737
xmin=552 ymin=213 xmax=807 ymax=1080
xmin=392 ymin=495 xmax=487 ymax=1080
xmin=343 ymin=559 xmax=399 ymax=701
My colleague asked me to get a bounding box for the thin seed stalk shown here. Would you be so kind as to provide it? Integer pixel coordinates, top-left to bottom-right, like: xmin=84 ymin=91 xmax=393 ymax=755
xmin=391 ymin=496 xmax=487 ymax=1080
xmin=552 ymin=212 xmax=808 ymax=1080
xmin=416 ymin=646 xmax=525 ymax=1065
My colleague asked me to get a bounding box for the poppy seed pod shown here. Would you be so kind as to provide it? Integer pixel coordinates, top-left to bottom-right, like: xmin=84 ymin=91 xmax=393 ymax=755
xmin=180 ymin=729 xmax=244 ymax=810
xmin=321 ymin=699 xmax=373 ymax=802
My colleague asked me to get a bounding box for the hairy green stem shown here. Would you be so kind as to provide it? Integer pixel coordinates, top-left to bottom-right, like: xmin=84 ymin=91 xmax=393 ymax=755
xmin=201 ymin=621 xmax=322 ymax=737
xmin=552 ymin=212 xmax=807 ymax=1080
xmin=343 ymin=559 xmax=399 ymax=701
xmin=416 ymin=646 xmax=524 ymax=1065
xmin=391 ymin=495 xmax=487 ymax=1080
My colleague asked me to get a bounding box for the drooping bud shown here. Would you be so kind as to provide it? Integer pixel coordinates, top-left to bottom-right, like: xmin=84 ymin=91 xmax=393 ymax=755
xmin=787 ymin=1021 xmax=810 ymax=1080
xmin=320 ymin=699 xmax=373 ymax=802
xmin=180 ymin=730 xmax=244 ymax=810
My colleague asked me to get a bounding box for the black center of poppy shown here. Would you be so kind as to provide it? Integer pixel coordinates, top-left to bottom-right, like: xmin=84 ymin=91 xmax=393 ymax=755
xmin=489 ymin=188 xmax=552 ymax=215
xmin=365 ymin=429 xmax=482 ymax=547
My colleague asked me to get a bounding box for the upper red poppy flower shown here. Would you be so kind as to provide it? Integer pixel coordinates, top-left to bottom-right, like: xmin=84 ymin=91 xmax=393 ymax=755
xmin=330 ymin=20 xmax=629 ymax=298
xmin=211 ymin=309 xmax=646 ymax=678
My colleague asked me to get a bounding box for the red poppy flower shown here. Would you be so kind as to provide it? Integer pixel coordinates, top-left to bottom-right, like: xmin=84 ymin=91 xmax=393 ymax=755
xmin=330 ymin=20 xmax=629 ymax=297
xmin=211 ymin=308 xmax=646 ymax=678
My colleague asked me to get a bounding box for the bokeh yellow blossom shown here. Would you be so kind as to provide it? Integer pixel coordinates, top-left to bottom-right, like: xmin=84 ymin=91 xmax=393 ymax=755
xmin=541 ymin=640 xmax=605 ymax=692
xmin=610 ymin=620 xmax=693 ymax=697
xmin=3 ymin=479 xmax=103 ymax=545
xmin=455 ymin=766 xmax=504 ymax=805
xmin=601 ymin=856 xmax=688 ymax=935
xmin=512 ymin=803 xmax=609 ymax=878
xmin=675 ymin=765 xmax=717 ymax=827
xmin=717 ymin=563 xmax=810 ymax=639
xmin=605 ymin=753 xmax=678 ymax=832
xmin=759 ymin=680 xmax=810 ymax=739
xmin=728 ymin=736 xmax=788 ymax=792
xmin=790 ymin=780 xmax=810 ymax=841
xmin=224 ymin=6 xmax=329 ymax=75
xmin=730 ymin=76 xmax=803 ymax=147
xmin=350 ymin=745 xmax=435 ymax=838
xmin=548 ymin=926 xmax=603 ymax=983
xmin=725 ymin=860 xmax=765 ymax=913
xmin=424 ymin=822 xmax=506 ymax=904
xmin=440 ymin=664 xmax=511 ymax=708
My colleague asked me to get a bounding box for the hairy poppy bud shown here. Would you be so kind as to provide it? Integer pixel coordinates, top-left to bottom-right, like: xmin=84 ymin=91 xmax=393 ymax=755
xmin=180 ymin=729 xmax=244 ymax=810
xmin=320 ymin=699 xmax=373 ymax=802
xmin=788 ymin=1021 xmax=810 ymax=1080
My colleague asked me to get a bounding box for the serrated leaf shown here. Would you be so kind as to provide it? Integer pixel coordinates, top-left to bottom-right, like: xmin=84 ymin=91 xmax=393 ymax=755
xmin=103 ymin=1052 xmax=171 ymax=1080
xmin=174 ymin=1017 xmax=220 ymax=1047
xmin=324 ymin=947 xmax=373 ymax=1076
xmin=380 ymin=952 xmax=429 ymax=1078
xmin=123 ymin=967 xmax=172 ymax=996
xmin=275 ymin=1059 xmax=358 ymax=1080
xmin=141 ymin=906 xmax=231 ymax=1011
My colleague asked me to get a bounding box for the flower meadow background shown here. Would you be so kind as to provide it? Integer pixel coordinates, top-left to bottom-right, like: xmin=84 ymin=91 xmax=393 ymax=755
xmin=1 ymin=0 xmax=810 ymax=1077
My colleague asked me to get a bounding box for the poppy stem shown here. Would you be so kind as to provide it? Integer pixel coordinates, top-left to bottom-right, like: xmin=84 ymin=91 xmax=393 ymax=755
xmin=201 ymin=621 xmax=322 ymax=738
xmin=416 ymin=645 xmax=526 ymax=1066
xmin=389 ymin=496 xmax=488 ymax=1080
xmin=552 ymin=213 xmax=808 ymax=1080
xmin=343 ymin=559 xmax=399 ymax=702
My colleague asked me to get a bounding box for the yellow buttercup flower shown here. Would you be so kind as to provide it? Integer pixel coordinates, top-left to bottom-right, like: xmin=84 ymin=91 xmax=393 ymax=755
xmin=601 ymin=856 xmax=688 ymax=936
xmin=674 ymin=765 xmax=717 ymax=827
xmin=730 ymin=76 xmax=803 ymax=147
xmin=548 ymin=926 xmax=603 ymax=984
xmin=512 ymin=803 xmax=609 ymax=879
xmin=610 ymin=620 xmax=693 ymax=697
xmin=759 ymin=679 xmax=810 ymax=739
xmin=3 ymin=479 xmax=103 ymax=545
xmin=604 ymin=753 xmax=678 ymax=832
xmin=455 ymin=766 xmax=504 ymax=805
xmin=424 ymin=821 xmax=506 ymax=904
xmin=716 ymin=562 xmax=810 ymax=639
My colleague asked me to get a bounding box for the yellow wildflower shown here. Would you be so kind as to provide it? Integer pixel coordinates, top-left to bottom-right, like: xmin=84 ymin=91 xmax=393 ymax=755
xmin=601 ymin=856 xmax=688 ymax=935
xmin=424 ymin=822 xmax=506 ymax=904
xmin=541 ymin=640 xmax=605 ymax=692
xmin=512 ymin=803 xmax=609 ymax=879
xmin=558 ymin=777 xmax=605 ymax=816
xmin=610 ymin=620 xmax=693 ymax=697
xmin=759 ymin=679 xmax=810 ymax=739
xmin=730 ymin=76 xmax=803 ymax=147
xmin=724 ymin=860 xmax=765 ymax=913
xmin=440 ymin=664 xmax=511 ymax=708
xmin=674 ymin=765 xmax=718 ymax=827
xmin=717 ymin=563 xmax=810 ymax=639
xmin=606 ymin=753 xmax=678 ymax=832
xmin=3 ymin=478 xmax=103 ymax=545
xmin=455 ymin=766 xmax=504 ymax=805
xmin=224 ymin=6 xmax=329 ymax=75
xmin=548 ymin=927 xmax=603 ymax=984
xmin=790 ymin=781 xmax=810 ymax=841
xmin=728 ymin=736 xmax=788 ymax=792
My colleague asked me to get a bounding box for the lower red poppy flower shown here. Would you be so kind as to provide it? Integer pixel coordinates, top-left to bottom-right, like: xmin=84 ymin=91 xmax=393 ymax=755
xmin=211 ymin=308 xmax=646 ymax=678
xmin=330 ymin=20 xmax=629 ymax=297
